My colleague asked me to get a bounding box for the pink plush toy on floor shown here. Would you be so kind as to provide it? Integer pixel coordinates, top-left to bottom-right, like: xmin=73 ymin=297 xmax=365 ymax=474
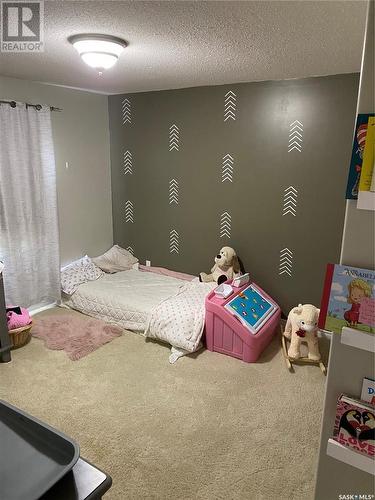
xmin=6 ymin=306 xmax=31 ymax=330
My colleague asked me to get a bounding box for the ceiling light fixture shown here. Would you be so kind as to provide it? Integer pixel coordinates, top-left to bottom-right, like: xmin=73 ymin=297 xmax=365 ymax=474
xmin=68 ymin=34 xmax=127 ymax=71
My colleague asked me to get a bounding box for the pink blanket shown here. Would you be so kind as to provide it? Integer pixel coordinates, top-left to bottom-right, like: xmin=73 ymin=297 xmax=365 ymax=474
xmin=138 ymin=264 xmax=195 ymax=282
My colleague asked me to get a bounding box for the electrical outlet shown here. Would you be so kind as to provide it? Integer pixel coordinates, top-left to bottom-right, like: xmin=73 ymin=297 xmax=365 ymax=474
xmin=146 ymin=260 xmax=151 ymax=267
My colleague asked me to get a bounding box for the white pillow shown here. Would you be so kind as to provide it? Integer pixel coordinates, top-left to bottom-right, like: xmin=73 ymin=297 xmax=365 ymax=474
xmin=61 ymin=255 xmax=103 ymax=295
xmin=92 ymin=245 xmax=138 ymax=273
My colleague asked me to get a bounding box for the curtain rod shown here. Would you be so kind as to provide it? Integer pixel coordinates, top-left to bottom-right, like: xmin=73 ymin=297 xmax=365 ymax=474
xmin=0 ymin=100 xmax=62 ymax=112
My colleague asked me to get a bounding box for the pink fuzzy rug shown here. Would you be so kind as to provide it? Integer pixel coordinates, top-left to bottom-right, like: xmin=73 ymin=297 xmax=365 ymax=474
xmin=32 ymin=312 xmax=123 ymax=360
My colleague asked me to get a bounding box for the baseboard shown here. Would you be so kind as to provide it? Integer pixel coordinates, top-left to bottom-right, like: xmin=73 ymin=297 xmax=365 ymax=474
xmin=29 ymin=303 xmax=57 ymax=316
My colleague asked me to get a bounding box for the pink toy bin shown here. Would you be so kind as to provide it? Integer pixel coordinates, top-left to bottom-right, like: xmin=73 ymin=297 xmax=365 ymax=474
xmin=205 ymin=281 xmax=281 ymax=363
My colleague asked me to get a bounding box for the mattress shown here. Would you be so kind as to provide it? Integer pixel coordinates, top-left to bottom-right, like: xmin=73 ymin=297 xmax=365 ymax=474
xmin=63 ymin=269 xmax=187 ymax=332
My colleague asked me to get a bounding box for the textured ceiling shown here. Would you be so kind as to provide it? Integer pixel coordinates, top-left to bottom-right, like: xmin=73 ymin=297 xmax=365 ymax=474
xmin=0 ymin=0 xmax=368 ymax=95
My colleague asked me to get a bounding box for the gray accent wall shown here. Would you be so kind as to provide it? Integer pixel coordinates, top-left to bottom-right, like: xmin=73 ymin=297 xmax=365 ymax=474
xmin=109 ymin=74 xmax=359 ymax=314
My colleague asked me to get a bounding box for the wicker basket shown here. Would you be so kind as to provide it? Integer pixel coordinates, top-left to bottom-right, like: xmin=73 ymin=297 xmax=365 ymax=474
xmin=8 ymin=322 xmax=32 ymax=349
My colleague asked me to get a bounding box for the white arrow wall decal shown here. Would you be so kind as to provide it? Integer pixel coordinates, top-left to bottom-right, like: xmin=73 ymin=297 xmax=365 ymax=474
xmin=169 ymin=124 xmax=180 ymax=151
xmin=288 ymin=120 xmax=303 ymax=152
xmin=169 ymin=178 xmax=179 ymax=204
xmin=122 ymin=98 xmax=132 ymax=124
xmin=224 ymin=90 xmax=236 ymax=122
xmin=220 ymin=211 xmax=231 ymax=238
xmin=123 ymin=150 xmax=133 ymax=175
xmin=221 ymin=154 xmax=234 ymax=182
xmin=169 ymin=229 xmax=179 ymax=253
xmin=124 ymin=200 xmax=134 ymax=223
xmin=279 ymin=247 xmax=293 ymax=276
xmin=282 ymin=186 xmax=298 ymax=216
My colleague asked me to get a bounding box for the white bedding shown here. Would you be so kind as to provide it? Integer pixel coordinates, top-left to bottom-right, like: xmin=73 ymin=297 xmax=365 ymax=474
xmin=145 ymin=281 xmax=215 ymax=362
xmin=63 ymin=268 xmax=216 ymax=362
xmin=63 ymin=269 xmax=186 ymax=332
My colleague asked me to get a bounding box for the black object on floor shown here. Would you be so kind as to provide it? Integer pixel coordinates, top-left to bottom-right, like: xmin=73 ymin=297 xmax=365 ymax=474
xmin=40 ymin=458 xmax=112 ymax=500
xmin=0 ymin=400 xmax=80 ymax=500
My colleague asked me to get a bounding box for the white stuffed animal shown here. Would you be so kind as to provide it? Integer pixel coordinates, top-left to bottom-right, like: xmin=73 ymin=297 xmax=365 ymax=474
xmin=283 ymin=304 xmax=321 ymax=361
xmin=199 ymin=246 xmax=240 ymax=285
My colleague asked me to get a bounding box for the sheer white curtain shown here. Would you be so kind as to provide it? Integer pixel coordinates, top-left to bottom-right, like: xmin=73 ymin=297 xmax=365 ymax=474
xmin=0 ymin=102 xmax=60 ymax=308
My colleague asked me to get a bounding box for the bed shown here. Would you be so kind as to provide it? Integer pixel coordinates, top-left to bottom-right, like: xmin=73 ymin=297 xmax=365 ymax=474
xmin=63 ymin=267 xmax=215 ymax=362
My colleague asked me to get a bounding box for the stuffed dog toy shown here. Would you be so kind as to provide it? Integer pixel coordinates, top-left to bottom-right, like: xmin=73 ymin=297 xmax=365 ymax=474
xmin=199 ymin=246 xmax=240 ymax=285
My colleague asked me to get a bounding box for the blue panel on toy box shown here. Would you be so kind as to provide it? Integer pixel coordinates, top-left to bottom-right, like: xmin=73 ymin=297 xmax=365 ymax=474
xmin=225 ymin=284 xmax=276 ymax=333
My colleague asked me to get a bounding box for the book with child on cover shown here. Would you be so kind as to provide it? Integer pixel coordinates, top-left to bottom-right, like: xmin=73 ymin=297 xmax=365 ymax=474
xmin=318 ymin=264 xmax=375 ymax=334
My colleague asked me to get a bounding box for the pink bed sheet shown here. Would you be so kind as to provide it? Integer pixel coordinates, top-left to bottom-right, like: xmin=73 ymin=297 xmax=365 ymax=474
xmin=138 ymin=264 xmax=195 ymax=282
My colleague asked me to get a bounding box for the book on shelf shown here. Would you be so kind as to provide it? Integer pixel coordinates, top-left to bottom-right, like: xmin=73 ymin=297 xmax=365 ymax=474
xmin=345 ymin=113 xmax=375 ymax=200
xmin=333 ymin=394 xmax=375 ymax=458
xmin=319 ymin=263 xmax=375 ymax=335
xmin=357 ymin=116 xmax=375 ymax=210
xmin=358 ymin=117 xmax=375 ymax=194
xmin=362 ymin=377 xmax=375 ymax=405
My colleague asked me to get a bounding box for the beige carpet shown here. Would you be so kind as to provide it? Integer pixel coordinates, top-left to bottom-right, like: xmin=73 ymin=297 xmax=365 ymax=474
xmin=0 ymin=308 xmax=328 ymax=500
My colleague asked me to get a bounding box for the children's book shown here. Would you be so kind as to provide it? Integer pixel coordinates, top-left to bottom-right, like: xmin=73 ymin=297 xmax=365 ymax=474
xmin=224 ymin=284 xmax=277 ymax=334
xmin=361 ymin=378 xmax=375 ymax=405
xmin=319 ymin=264 xmax=375 ymax=334
xmin=333 ymin=394 xmax=375 ymax=458
xmin=346 ymin=113 xmax=375 ymax=200
xmin=358 ymin=117 xmax=375 ymax=193
xmin=357 ymin=117 xmax=375 ymax=210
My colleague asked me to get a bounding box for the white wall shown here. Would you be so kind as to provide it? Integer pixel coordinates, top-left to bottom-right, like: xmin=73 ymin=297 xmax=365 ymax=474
xmin=340 ymin=0 xmax=375 ymax=269
xmin=0 ymin=76 xmax=113 ymax=265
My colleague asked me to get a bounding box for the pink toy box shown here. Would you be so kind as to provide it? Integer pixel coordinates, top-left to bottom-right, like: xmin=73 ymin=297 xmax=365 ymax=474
xmin=205 ymin=281 xmax=281 ymax=363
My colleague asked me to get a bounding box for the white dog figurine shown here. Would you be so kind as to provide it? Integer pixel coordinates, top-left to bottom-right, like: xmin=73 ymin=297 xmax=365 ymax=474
xmin=199 ymin=246 xmax=241 ymax=285
xmin=283 ymin=304 xmax=321 ymax=360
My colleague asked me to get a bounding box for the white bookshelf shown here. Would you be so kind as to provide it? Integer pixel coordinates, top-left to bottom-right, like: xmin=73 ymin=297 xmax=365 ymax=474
xmin=341 ymin=327 xmax=375 ymax=353
xmin=315 ymin=333 xmax=375 ymax=498
xmin=315 ymin=2 xmax=375 ymax=497
xmin=327 ymin=439 xmax=375 ymax=476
